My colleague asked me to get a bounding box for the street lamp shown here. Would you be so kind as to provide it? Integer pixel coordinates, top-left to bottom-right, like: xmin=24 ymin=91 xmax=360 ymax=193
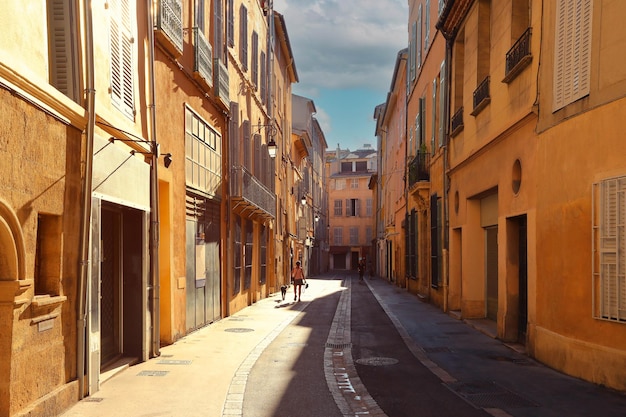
xmin=301 ymin=195 xmax=306 ymax=206
xmin=267 ymin=138 xmax=278 ymax=158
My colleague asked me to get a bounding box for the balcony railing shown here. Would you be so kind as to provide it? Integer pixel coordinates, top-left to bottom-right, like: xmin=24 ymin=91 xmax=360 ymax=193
xmin=230 ymin=165 xmax=276 ymax=220
xmin=471 ymin=76 xmax=490 ymax=116
xmin=451 ymin=106 xmax=464 ymax=137
xmin=213 ymin=58 xmax=230 ymax=107
xmin=193 ymin=28 xmax=213 ymax=88
xmin=408 ymin=151 xmax=430 ymax=187
xmin=503 ymin=28 xmax=532 ymax=83
xmin=156 ymin=0 xmax=183 ymax=55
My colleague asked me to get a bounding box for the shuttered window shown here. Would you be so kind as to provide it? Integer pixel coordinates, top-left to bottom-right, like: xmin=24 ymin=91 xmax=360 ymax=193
xmin=438 ymin=60 xmax=446 ymax=147
xmin=417 ymin=3 xmax=423 ymax=69
xmin=252 ymin=31 xmax=259 ymax=87
xmin=47 ymin=0 xmax=79 ymax=102
xmin=425 ymin=0 xmax=431 ymax=50
xmin=109 ymin=0 xmax=134 ymax=119
xmin=227 ymin=0 xmax=234 ymax=47
xmin=593 ymin=176 xmax=626 ymax=323
xmin=553 ymin=0 xmax=592 ymax=111
xmin=239 ymin=4 xmax=248 ymax=71
xmin=410 ymin=21 xmax=417 ymax=82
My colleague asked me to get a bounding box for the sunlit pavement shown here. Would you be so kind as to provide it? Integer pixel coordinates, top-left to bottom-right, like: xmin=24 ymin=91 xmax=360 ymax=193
xmin=62 ymin=271 xmax=626 ymax=417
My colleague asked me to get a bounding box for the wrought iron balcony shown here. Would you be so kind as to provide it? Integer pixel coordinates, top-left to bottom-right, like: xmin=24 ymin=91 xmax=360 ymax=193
xmin=193 ymin=28 xmax=213 ymax=88
xmin=471 ymin=76 xmax=490 ymax=116
xmin=451 ymin=106 xmax=464 ymax=137
xmin=230 ymin=166 xmax=276 ymax=220
xmin=503 ymin=28 xmax=532 ymax=83
xmin=408 ymin=151 xmax=430 ymax=187
xmin=155 ymin=0 xmax=183 ymax=56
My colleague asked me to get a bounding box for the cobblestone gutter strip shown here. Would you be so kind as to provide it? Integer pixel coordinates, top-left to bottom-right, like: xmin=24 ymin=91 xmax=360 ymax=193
xmin=324 ymin=277 xmax=387 ymax=417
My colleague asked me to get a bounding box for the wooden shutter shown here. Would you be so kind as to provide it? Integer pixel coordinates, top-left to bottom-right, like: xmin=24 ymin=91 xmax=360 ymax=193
xmin=417 ymin=4 xmax=423 ymax=69
xmin=227 ymin=0 xmax=234 ymax=47
xmin=252 ymin=31 xmax=259 ymax=87
xmin=438 ymin=60 xmax=446 ymax=147
xmin=239 ymin=5 xmax=248 ymax=71
xmin=214 ymin=0 xmax=224 ymax=61
xmin=110 ymin=0 xmax=134 ymax=118
xmin=553 ymin=0 xmax=592 ymax=111
xmin=48 ymin=0 xmax=78 ymax=101
xmin=243 ymin=120 xmax=251 ymax=168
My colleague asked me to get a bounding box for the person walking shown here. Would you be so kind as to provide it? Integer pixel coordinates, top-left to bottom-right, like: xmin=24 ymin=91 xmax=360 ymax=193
xmin=291 ymin=261 xmax=306 ymax=302
xmin=358 ymin=258 xmax=365 ymax=281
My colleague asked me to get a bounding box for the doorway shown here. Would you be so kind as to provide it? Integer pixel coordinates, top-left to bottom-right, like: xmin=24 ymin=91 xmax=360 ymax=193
xmin=485 ymin=225 xmax=498 ymax=321
xmin=100 ymin=204 xmax=144 ymax=368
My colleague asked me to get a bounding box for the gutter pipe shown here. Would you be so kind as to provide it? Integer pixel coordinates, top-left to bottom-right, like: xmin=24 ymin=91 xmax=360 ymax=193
xmin=146 ymin=0 xmax=161 ymax=357
xmin=77 ymin=0 xmax=96 ymax=399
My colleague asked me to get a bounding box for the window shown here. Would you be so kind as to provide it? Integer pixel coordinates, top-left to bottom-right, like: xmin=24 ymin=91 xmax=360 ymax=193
xmin=431 ymin=194 xmax=442 ymax=287
xmin=351 ymin=179 xmax=359 ymax=189
xmin=366 ymin=226 xmax=373 ymax=243
xmin=592 ymin=176 xmax=626 ymax=323
xmin=410 ymin=21 xmax=417 ymax=82
xmin=553 ymin=0 xmax=592 ymax=111
xmin=341 ymin=162 xmax=352 ymax=173
xmin=336 ymin=179 xmax=346 ymax=190
xmin=185 ymin=107 xmax=222 ymax=195
xmin=47 ymin=0 xmax=79 ymax=102
xmin=109 ymin=0 xmax=135 ymax=119
xmin=405 ymin=209 xmax=418 ymax=279
xmin=346 ymin=199 xmax=360 ymax=217
xmin=366 ymin=198 xmax=373 ymax=216
xmin=417 ymin=3 xmax=423 ymax=69
xmin=424 ymin=0 xmax=431 ymax=50
xmin=214 ymin=0 xmax=224 ymax=62
xmin=239 ymin=5 xmax=248 ymax=71
xmin=334 ymin=227 xmax=343 ymax=245
xmin=439 ymin=60 xmax=446 ymax=147
xmin=431 ymin=77 xmax=437 ymax=153
xmin=260 ymin=51 xmax=267 ymax=104
xmin=233 ymin=215 xmax=242 ymax=294
xmin=244 ymin=219 xmax=253 ymax=289
xmin=334 ymin=200 xmax=343 ymax=216
xmin=35 ymin=214 xmax=62 ymax=296
xmin=349 ymin=227 xmax=359 ymax=245
xmin=260 ymin=225 xmax=267 ymax=284
xmin=227 ymin=0 xmax=234 ymax=47
xmin=356 ymin=161 xmax=368 ymax=172
xmin=196 ymin=0 xmax=205 ymax=30
xmin=251 ymin=31 xmax=258 ymax=87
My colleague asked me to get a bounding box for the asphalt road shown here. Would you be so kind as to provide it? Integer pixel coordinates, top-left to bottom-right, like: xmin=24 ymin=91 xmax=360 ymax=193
xmin=242 ymin=274 xmax=490 ymax=417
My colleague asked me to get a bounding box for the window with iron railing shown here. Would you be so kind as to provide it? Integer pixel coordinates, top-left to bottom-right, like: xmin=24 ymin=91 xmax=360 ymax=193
xmin=156 ymin=0 xmax=183 ymax=54
xmin=408 ymin=151 xmax=430 ymax=186
xmin=193 ymin=28 xmax=213 ymax=87
xmin=504 ymin=28 xmax=532 ymax=83
xmin=471 ymin=76 xmax=490 ymax=116
xmin=451 ymin=107 xmax=464 ymax=136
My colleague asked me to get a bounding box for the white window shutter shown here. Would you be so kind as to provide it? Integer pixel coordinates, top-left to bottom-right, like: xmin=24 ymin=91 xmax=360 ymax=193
xmin=553 ymin=0 xmax=592 ymax=112
xmin=110 ymin=0 xmax=135 ymax=118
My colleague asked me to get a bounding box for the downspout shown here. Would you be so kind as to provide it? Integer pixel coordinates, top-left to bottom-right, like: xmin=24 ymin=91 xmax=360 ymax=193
xmin=442 ymin=37 xmax=453 ymax=313
xmin=146 ymin=0 xmax=160 ymax=357
xmin=77 ymin=0 xmax=96 ymax=399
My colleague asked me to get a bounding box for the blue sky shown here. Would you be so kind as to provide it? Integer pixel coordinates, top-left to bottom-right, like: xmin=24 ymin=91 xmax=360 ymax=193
xmin=273 ymin=0 xmax=408 ymax=151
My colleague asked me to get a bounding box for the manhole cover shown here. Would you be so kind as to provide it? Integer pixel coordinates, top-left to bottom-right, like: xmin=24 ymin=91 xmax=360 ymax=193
xmin=137 ymin=370 xmax=169 ymax=377
xmin=355 ymin=357 xmax=399 ymax=366
xmin=224 ymin=328 xmax=254 ymax=333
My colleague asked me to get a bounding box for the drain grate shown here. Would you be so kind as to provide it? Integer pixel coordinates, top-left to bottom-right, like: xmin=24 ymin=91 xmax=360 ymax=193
xmin=158 ymin=359 xmax=192 ymax=365
xmin=137 ymin=370 xmax=169 ymax=377
xmin=423 ymin=346 xmax=452 ymax=353
xmin=325 ymin=342 xmax=352 ymax=349
xmin=82 ymin=397 xmax=104 ymax=403
xmin=446 ymin=380 xmax=538 ymax=409
xmin=224 ymin=328 xmax=254 ymax=333
xmin=355 ymin=357 xmax=399 ymax=366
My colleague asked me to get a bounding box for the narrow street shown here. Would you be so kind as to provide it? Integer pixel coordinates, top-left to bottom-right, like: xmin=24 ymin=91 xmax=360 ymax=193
xmin=63 ymin=271 xmax=626 ymax=417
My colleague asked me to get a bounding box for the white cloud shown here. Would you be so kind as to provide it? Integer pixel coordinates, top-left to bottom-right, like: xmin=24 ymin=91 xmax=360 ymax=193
xmin=274 ymin=0 xmax=408 ymax=92
xmin=314 ymin=106 xmax=332 ymax=135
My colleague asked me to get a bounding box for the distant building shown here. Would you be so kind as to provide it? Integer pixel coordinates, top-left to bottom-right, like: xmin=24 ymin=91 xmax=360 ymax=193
xmin=326 ymin=144 xmax=377 ymax=270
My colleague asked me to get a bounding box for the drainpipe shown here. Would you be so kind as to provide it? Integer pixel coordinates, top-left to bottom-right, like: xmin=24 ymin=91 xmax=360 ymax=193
xmin=442 ymin=38 xmax=453 ymax=314
xmin=146 ymin=0 xmax=160 ymax=357
xmin=77 ymin=0 xmax=96 ymax=399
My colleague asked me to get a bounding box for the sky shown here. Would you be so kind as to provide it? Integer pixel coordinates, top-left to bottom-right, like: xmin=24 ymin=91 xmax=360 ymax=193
xmin=273 ymin=0 xmax=409 ymax=152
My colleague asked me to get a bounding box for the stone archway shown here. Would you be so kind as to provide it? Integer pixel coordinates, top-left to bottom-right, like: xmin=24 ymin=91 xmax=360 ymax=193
xmin=0 ymin=200 xmax=25 ymax=281
xmin=0 ymin=200 xmax=26 ymax=416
